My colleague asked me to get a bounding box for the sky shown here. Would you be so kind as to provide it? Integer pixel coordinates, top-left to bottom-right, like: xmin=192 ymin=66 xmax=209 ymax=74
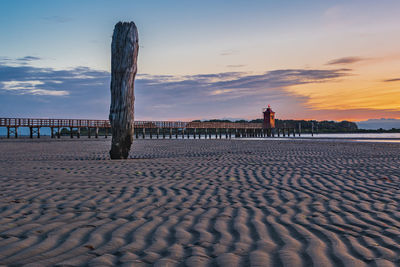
xmin=0 ymin=0 xmax=400 ymax=124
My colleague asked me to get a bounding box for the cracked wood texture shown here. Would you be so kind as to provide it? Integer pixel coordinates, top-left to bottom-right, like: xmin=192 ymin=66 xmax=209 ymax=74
xmin=109 ymin=22 xmax=139 ymax=159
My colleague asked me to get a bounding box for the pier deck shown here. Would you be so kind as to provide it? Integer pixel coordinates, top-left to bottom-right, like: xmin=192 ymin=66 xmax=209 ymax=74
xmin=0 ymin=118 xmax=298 ymax=139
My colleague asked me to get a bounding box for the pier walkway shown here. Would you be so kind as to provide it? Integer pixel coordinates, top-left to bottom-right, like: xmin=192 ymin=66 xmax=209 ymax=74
xmin=0 ymin=118 xmax=298 ymax=139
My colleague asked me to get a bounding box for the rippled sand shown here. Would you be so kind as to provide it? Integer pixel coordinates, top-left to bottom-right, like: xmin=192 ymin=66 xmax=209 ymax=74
xmin=0 ymin=139 xmax=399 ymax=266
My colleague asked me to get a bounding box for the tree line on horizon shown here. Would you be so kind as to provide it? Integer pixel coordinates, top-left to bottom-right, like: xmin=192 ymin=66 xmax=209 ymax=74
xmin=192 ymin=119 xmax=359 ymax=133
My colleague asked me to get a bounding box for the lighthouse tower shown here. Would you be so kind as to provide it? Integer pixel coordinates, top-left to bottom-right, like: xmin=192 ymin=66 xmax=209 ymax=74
xmin=263 ymin=105 xmax=275 ymax=129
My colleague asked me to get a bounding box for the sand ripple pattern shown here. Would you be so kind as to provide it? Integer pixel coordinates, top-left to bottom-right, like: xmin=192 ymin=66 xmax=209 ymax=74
xmin=0 ymin=139 xmax=399 ymax=266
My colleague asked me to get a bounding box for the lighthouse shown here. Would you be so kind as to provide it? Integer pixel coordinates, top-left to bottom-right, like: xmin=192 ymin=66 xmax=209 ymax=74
xmin=263 ymin=105 xmax=275 ymax=129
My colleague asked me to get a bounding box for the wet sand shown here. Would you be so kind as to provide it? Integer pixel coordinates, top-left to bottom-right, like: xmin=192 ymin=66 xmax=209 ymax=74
xmin=0 ymin=139 xmax=399 ymax=266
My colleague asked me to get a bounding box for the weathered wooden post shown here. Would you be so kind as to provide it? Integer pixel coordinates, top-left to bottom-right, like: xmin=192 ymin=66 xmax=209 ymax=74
xmin=298 ymin=123 xmax=301 ymax=136
xmin=109 ymin=22 xmax=139 ymax=159
xmin=311 ymin=122 xmax=314 ymax=137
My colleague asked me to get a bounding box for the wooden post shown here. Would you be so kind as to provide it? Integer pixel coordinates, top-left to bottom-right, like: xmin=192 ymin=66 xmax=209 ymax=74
xmin=95 ymin=127 xmax=99 ymax=138
xmin=109 ymin=21 xmax=139 ymax=159
xmin=219 ymin=129 xmax=222 ymax=139
xmin=30 ymin=127 xmax=33 ymax=139
xmin=105 ymin=128 xmax=108 ymax=138
xmin=51 ymin=127 xmax=54 ymax=138
xmin=182 ymin=128 xmax=184 ymax=139
xmin=88 ymin=127 xmax=91 ymax=138
xmin=15 ymin=127 xmax=18 ymax=138
xmin=142 ymin=128 xmax=145 ymax=139
xmin=7 ymin=127 xmax=10 ymax=138
xmin=298 ymin=123 xmax=301 ymax=137
xmin=193 ymin=128 xmax=196 ymax=139
xmin=311 ymin=122 xmax=314 ymax=137
xmin=209 ymin=129 xmax=211 ymax=139
xmin=58 ymin=127 xmax=61 ymax=138
xmin=175 ymin=128 xmax=178 ymax=139
xmin=163 ymin=128 xmax=166 ymax=139
xmin=277 ymin=128 xmax=280 ymax=137
xmin=135 ymin=129 xmax=139 ymax=139
xmin=169 ymin=128 xmax=172 ymax=139
xmin=37 ymin=127 xmax=40 ymax=138
xmin=70 ymin=127 xmax=73 ymax=138
xmin=150 ymin=128 xmax=153 ymax=139
xmin=198 ymin=129 xmax=201 ymax=139
xmin=187 ymin=128 xmax=190 ymax=139
xmin=157 ymin=128 xmax=160 ymax=139
xmin=77 ymin=128 xmax=81 ymax=138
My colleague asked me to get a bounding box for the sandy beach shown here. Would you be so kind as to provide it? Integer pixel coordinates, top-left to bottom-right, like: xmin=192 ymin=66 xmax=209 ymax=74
xmin=0 ymin=139 xmax=399 ymax=266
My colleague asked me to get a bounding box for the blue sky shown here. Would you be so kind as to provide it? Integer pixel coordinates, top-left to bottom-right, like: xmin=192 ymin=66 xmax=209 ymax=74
xmin=1 ymin=0 xmax=400 ymax=124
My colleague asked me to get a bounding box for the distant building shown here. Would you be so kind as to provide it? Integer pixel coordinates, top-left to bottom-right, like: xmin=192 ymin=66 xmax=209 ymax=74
xmin=263 ymin=105 xmax=275 ymax=129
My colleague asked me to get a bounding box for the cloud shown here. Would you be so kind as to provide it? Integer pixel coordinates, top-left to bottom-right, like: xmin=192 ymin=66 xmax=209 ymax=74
xmin=326 ymin=56 xmax=366 ymax=65
xmin=0 ymin=58 xmax=351 ymax=119
xmin=17 ymin=56 xmax=41 ymax=62
xmin=0 ymin=55 xmax=41 ymax=66
xmin=219 ymin=49 xmax=238 ymax=56
xmin=383 ymin=78 xmax=400 ymax=82
xmin=227 ymin=64 xmax=246 ymax=68
xmin=0 ymin=63 xmax=109 ymax=98
xmin=2 ymin=81 xmax=68 ymax=96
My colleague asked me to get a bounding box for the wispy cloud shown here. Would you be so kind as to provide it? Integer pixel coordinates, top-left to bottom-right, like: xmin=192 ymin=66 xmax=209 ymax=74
xmin=2 ymin=81 xmax=68 ymax=96
xmin=17 ymin=56 xmax=41 ymax=62
xmin=383 ymin=78 xmax=400 ymax=82
xmin=0 ymin=55 xmax=42 ymax=66
xmin=227 ymin=64 xmax=246 ymax=68
xmin=219 ymin=49 xmax=238 ymax=56
xmin=326 ymin=56 xmax=367 ymax=65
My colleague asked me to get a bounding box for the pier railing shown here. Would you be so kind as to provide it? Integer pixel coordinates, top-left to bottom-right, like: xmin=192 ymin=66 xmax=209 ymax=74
xmin=0 ymin=117 xmax=297 ymax=139
xmin=0 ymin=118 xmax=263 ymax=129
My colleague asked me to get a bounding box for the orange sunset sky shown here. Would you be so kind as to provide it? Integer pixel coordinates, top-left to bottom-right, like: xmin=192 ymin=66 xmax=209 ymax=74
xmin=0 ymin=1 xmax=399 ymax=123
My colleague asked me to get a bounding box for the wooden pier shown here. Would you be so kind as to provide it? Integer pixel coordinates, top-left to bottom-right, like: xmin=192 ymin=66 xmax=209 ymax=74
xmin=0 ymin=118 xmax=298 ymax=139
